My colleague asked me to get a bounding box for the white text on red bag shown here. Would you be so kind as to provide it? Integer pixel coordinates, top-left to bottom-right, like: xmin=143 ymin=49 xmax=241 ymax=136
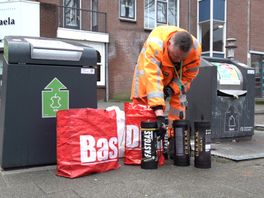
xmin=80 ymin=135 xmax=118 ymax=163
xmin=125 ymin=125 xmax=140 ymax=149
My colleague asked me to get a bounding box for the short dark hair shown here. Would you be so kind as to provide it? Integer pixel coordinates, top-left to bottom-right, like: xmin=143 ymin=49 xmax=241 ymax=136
xmin=171 ymin=31 xmax=193 ymax=53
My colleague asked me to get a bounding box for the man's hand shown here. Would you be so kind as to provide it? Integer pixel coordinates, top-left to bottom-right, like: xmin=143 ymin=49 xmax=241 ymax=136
xmin=156 ymin=116 xmax=166 ymax=139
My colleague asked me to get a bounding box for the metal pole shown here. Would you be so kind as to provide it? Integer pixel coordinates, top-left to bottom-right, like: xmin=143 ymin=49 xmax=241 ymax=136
xmin=247 ymin=0 xmax=251 ymax=66
xmin=105 ymin=42 xmax=109 ymax=101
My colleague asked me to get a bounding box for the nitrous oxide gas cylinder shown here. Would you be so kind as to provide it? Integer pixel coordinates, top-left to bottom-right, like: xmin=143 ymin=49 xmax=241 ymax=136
xmin=173 ymin=120 xmax=190 ymax=166
xmin=194 ymin=121 xmax=211 ymax=169
xmin=141 ymin=121 xmax=158 ymax=169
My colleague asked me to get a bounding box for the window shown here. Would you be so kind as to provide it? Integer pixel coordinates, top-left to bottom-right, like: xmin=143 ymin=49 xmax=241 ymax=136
xmin=91 ymin=0 xmax=98 ymax=31
xmin=213 ymin=21 xmax=224 ymax=52
xmin=198 ymin=0 xmax=225 ymax=57
xmin=83 ymin=43 xmax=106 ymax=86
xmin=157 ymin=1 xmax=167 ymax=24
xmin=144 ymin=0 xmax=178 ymax=29
xmin=64 ymin=0 xmax=80 ymax=29
xmin=168 ymin=0 xmax=177 ymax=25
xmin=251 ymin=53 xmax=264 ymax=97
xmin=119 ymin=0 xmax=136 ymax=21
xmin=200 ymin=21 xmax=210 ymax=52
xmin=96 ymin=51 xmax=101 ymax=82
xmin=144 ymin=0 xmax=155 ymax=29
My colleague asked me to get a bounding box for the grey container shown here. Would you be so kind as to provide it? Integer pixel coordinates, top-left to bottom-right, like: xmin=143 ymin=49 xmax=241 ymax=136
xmin=186 ymin=57 xmax=255 ymax=141
xmin=0 ymin=36 xmax=97 ymax=169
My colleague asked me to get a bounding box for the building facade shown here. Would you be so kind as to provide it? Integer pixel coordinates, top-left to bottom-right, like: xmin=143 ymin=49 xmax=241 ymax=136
xmin=0 ymin=0 xmax=264 ymax=98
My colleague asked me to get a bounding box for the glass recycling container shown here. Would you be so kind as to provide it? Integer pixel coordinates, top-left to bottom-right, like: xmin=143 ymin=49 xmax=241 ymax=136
xmin=187 ymin=57 xmax=255 ymax=141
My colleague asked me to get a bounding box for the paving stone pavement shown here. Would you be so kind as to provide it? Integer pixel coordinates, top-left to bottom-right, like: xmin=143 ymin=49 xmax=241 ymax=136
xmin=0 ymin=157 xmax=264 ymax=198
xmin=0 ymin=101 xmax=263 ymax=198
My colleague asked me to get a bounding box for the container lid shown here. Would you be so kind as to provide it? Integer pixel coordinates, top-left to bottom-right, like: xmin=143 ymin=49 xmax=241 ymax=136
xmin=173 ymin=120 xmax=189 ymax=127
xmin=194 ymin=120 xmax=211 ymax=129
xmin=4 ymin=36 xmax=97 ymax=67
xmin=141 ymin=121 xmax=158 ymax=128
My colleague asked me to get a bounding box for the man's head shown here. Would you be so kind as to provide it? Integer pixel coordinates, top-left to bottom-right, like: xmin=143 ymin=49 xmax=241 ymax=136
xmin=168 ymin=31 xmax=193 ymax=63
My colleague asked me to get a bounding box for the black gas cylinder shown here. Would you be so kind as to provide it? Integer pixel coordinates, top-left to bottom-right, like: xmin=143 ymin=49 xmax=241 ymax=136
xmin=173 ymin=120 xmax=190 ymax=166
xmin=141 ymin=121 xmax=158 ymax=169
xmin=194 ymin=121 xmax=212 ymax=169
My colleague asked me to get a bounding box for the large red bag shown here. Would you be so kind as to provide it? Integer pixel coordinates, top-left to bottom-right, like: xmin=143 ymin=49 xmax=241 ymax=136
xmin=124 ymin=102 xmax=165 ymax=166
xmin=57 ymin=108 xmax=120 ymax=178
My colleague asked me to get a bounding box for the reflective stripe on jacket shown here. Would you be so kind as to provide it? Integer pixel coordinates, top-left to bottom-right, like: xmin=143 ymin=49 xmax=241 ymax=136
xmin=131 ymin=25 xmax=202 ymax=119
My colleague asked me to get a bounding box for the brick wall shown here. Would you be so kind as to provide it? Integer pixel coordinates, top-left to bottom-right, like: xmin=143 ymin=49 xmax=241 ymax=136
xmin=190 ymin=0 xmax=198 ymax=36
xmin=179 ymin=0 xmax=198 ymax=39
xmin=39 ymin=2 xmax=58 ymax=38
xmin=35 ymin=0 xmax=264 ymax=100
xmin=101 ymin=0 xmax=149 ymax=100
xmin=226 ymin=0 xmax=249 ymax=64
xmin=179 ymin=0 xmax=188 ymax=30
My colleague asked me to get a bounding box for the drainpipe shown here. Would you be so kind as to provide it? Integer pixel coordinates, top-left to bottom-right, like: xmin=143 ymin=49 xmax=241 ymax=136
xmin=247 ymin=0 xmax=251 ymax=66
xmin=105 ymin=43 xmax=109 ymax=101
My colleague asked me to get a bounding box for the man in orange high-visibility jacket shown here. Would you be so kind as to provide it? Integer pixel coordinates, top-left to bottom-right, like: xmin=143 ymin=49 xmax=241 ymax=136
xmin=131 ymin=25 xmax=201 ymax=138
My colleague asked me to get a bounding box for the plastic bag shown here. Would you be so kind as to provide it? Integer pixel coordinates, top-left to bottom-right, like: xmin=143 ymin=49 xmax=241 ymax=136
xmin=57 ymin=108 xmax=120 ymax=178
xmin=124 ymin=102 xmax=165 ymax=166
xmin=106 ymin=106 xmax=125 ymax=158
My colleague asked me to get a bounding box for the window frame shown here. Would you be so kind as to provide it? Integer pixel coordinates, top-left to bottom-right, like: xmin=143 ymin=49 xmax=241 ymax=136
xmin=197 ymin=0 xmax=226 ymax=57
xmin=91 ymin=0 xmax=98 ymax=31
xmin=63 ymin=0 xmax=81 ymax=30
xmin=119 ymin=0 xmax=137 ymax=22
xmin=83 ymin=42 xmax=106 ymax=86
xmin=144 ymin=0 xmax=179 ymax=30
xmin=250 ymin=51 xmax=264 ymax=97
xmin=156 ymin=1 xmax=167 ymax=24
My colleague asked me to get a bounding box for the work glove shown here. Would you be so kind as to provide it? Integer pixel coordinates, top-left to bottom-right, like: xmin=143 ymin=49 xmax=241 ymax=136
xmin=156 ymin=116 xmax=167 ymax=139
xmin=164 ymin=86 xmax=173 ymax=100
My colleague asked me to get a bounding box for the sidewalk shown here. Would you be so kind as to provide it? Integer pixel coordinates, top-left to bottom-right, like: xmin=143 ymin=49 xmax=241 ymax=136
xmin=0 ymin=101 xmax=263 ymax=198
xmin=0 ymin=155 xmax=263 ymax=197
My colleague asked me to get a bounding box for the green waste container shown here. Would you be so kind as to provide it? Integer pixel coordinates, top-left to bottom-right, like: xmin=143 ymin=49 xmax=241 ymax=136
xmin=0 ymin=36 xmax=97 ymax=169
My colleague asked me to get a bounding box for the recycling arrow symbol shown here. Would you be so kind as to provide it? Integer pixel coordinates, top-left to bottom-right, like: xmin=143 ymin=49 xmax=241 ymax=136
xmin=42 ymin=78 xmax=69 ymax=118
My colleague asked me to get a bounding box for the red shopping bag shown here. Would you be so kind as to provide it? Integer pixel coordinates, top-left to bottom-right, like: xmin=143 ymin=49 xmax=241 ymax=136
xmin=124 ymin=102 xmax=165 ymax=166
xmin=57 ymin=108 xmax=120 ymax=178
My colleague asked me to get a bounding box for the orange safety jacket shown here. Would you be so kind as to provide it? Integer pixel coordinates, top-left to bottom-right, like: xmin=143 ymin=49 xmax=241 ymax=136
xmin=131 ymin=25 xmax=202 ymax=122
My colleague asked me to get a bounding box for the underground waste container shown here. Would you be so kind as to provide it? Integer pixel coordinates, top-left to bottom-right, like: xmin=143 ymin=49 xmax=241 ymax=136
xmin=187 ymin=57 xmax=255 ymax=141
xmin=0 ymin=36 xmax=97 ymax=169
